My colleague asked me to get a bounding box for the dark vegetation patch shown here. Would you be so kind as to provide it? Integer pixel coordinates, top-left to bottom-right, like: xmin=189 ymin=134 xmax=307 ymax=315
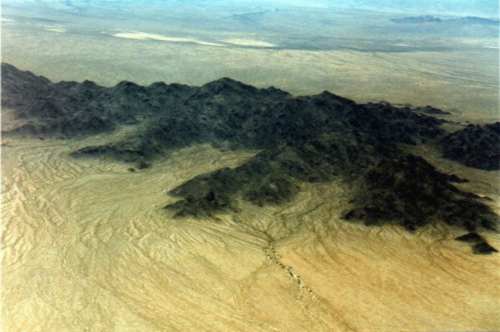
xmin=440 ymin=123 xmax=500 ymax=170
xmin=2 ymin=63 xmax=498 ymax=253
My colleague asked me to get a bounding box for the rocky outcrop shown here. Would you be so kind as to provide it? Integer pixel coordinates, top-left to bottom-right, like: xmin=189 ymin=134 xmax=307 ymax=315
xmin=2 ymin=63 xmax=498 ymax=252
xmin=455 ymin=232 xmax=483 ymax=243
xmin=456 ymin=232 xmax=498 ymax=255
xmin=472 ymin=242 xmax=498 ymax=255
xmin=412 ymin=105 xmax=450 ymax=116
xmin=344 ymin=155 xmax=497 ymax=232
xmin=440 ymin=123 xmax=500 ymax=170
xmin=1 ymin=63 xmax=196 ymax=137
xmin=3 ymin=63 xmax=445 ymax=156
xmin=166 ymin=135 xmax=381 ymax=216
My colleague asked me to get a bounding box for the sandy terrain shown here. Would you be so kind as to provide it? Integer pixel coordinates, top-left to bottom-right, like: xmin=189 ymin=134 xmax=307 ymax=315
xmin=2 ymin=136 xmax=499 ymax=332
xmin=44 ymin=26 xmax=66 ymax=33
xmin=223 ymin=38 xmax=276 ymax=48
xmin=111 ymin=33 xmax=275 ymax=48
xmin=112 ymin=32 xmax=224 ymax=47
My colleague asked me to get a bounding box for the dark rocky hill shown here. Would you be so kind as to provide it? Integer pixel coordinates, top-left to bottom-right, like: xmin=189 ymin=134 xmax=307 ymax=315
xmin=440 ymin=123 xmax=500 ymax=170
xmin=1 ymin=63 xmax=197 ymax=137
xmin=345 ymin=155 xmax=496 ymax=232
xmin=1 ymin=63 xmax=498 ymax=254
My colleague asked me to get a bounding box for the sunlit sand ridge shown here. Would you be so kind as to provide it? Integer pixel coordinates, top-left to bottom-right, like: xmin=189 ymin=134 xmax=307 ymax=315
xmin=2 ymin=136 xmax=499 ymax=332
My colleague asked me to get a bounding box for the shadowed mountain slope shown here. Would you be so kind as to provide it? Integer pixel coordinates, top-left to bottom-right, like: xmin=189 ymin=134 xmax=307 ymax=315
xmin=440 ymin=123 xmax=500 ymax=170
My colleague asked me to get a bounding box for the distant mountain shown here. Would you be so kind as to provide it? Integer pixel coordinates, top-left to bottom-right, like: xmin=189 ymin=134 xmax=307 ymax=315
xmin=391 ymin=15 xmax=443 ymax=24
xmin=2 ymin=63 xmax=498 ymax=253
xmin=333 ymin=0 xmax=499 ymax=17
xmin=392 ymin=15 xmax=500 ymax=25
xmin=3 ymin=0 xmax=499 ymax=17
xmin=459 ymin=16 xmax=500 ymax=25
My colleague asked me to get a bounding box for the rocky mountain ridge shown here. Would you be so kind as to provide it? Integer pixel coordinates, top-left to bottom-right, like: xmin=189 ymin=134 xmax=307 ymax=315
xmin=2 ymin=62 xmax=498 ymax=254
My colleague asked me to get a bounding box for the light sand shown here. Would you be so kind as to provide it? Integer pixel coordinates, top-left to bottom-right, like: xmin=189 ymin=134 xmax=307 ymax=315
xmin=223 ymin=38 xmax=276 ymax=48
xmin=44 ymin=26 xmax=66 ymax=33
xmin=1 ymin=136 xmax=499 ymax=331
xmin=112 ymin=32 xmax=224 ymax=47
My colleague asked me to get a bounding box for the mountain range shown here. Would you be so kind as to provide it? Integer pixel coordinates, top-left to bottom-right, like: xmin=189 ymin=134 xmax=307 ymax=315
xmin=2 ymin=62 xmax=499 ymax=254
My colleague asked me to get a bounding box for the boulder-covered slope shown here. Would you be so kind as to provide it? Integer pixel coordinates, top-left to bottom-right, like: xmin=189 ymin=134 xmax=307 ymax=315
xmin=345 ymin=155 xmax=496 ymax=232
xmin=2 ymin=63 xmax=444 ymax=151
xmin=440 ymin=123 xmax=500 ymax=170
xmin=1 ymin=63 xmax=196 ymax=136
xmin=1 ymin=63 xmax=498 ymax=253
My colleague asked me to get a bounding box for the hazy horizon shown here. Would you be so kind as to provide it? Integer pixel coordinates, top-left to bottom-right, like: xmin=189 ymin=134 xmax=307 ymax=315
xmin=2 ymin=0 xmax=500 ymax=17
xmin=2 ymin=0 xmax=499 ymax=120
